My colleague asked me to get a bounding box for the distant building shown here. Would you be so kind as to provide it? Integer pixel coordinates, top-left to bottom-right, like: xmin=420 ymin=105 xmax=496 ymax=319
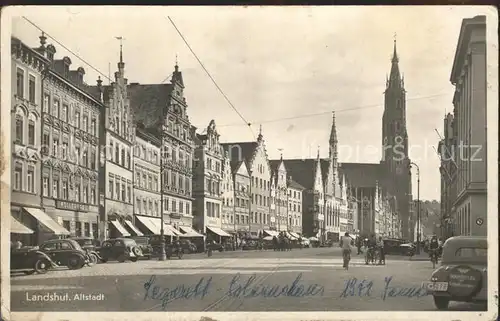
xmin=230 ymin=160 xmax=251 ymax=236
xmin=449 ymin=15 xmax=487 ymax=236
xmin=220 ymin=151 xmax=235 ymax=236
xmin=287 ymin=178 xmax=305 ymax=235
xmin=269 ymin=156 xmax=288 ymax=232
xmin=222 ymin=127 xmax=272 ymax=238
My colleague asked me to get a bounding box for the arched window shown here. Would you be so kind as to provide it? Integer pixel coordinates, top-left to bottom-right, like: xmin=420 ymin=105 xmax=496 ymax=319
xmin=15 ymin=114 xmax=24 ymax=144
xmin=121 ymin=149 xmax=125 ymax=167
xmin=115 ymin=117 xmax=120 ymax=134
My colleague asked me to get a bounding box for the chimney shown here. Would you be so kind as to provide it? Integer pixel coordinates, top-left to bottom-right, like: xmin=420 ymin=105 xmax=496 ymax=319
xmin=46 ymin=44 xmax=56 ymax=61
xmin=77 ymin=67 xmax=85 ymax=84
xmin=96 ymin=76 xmax=103 ymax=102
xmin=39 ymin=32 xmax=47 ymax=56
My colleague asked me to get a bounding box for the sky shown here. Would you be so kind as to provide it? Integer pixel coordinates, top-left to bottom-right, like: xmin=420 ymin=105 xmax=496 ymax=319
xmin=7 ymin=6 xmax=495 ymax=201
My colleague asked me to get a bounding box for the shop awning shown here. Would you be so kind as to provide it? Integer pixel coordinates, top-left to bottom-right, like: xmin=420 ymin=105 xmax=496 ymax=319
xmin=164 ymin=224 xmax=182 ymax=236
xmin=286 ymin=232 xmax=297 ymax=239
xmin=207 ymin=226 xmax=231 ymax=237
xmin=179 ymin=226 xmax=203 ymax=237
xmin=124 ymin=220 xmax=143 ymax=236
xmin=110 ymin=220 xmax=130 ymax=237
xmin=136 ymin=215 xmax=160 ymax=235
xmin=264 ymin=230 xmax=279 ymax=237
xmin=289 ymin=232 xmax=301 ymax=239
xmin=10 ymin=215 xmax=34 ymax=234
xmin=23 ymin=207 xmax=70 ymax=235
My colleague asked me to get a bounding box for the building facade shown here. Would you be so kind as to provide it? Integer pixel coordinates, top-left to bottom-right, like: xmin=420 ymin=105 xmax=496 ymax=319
xmin=192 ymin=120 xmax=224 ymax=234
xmin=38 ymin=42 xmax=102 ymax=240
xmin=231 ymin=160 xmax=251 ymax=235
xmin=221 ymin=151 xmax=235 ymax=233
xmin=133 ymin=126 xmax=161 ymax=230
xmin=449 ymin=15 xmax=487 ymax=237
xmin=127 ymin=63 xmax=195 ymax=231
xmin=270 ymin=157 xmax=288 ymax=232
xmin=438 ymin=113 xmax=457 ymax=239
xmin=287 ymin=179 xmax=304 ymax=235
xmin=222 ymin=129 xmax=272 ymax=237
xmin=10 ymin=35 xmax=56 ymax=245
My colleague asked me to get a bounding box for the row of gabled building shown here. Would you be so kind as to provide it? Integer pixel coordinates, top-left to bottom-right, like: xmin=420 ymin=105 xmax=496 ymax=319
xmin=10 ymin=31 xmax=404 ymax=246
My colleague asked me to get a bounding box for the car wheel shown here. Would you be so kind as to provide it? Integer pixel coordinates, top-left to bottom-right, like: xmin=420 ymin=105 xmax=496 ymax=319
xmin=67 ymin=256 xmax=84 ymax=270
xmin=35 ymin=259 xmax=50 ymax=274
xmin=89 ymin=254 xmax=98 ymax=266
xmin=130 ymin=257 xmax=138 ymax=262
xmin=117 ymin=254 xmax=126 ymax=263
xmin=433 ymin=296 xmax=450 ymax=310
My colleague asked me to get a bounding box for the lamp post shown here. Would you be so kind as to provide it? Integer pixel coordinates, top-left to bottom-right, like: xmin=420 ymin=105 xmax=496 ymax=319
xmin=158 ymin=108 xmax=167 ymax=261
xmin=409 ymin=161 xmax=420 ymax=254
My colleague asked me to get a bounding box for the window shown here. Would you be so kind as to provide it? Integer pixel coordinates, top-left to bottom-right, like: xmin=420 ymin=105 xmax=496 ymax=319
xmin=127 ymin=185 xmax=131 ymax=203
xmin=92 ymin=223 xmax=98 ymax=238
xmin=62 ymin=142 xmax=68 ymax=160
xmin=121 ymin=149 xmax=125 ymax=167
xmin=121 ymin=183 xmax=126 ymax=201
xmin=136 ymin=172 xmax=140 ymax=185
xmin=83 ymin=115 xmax=88 ymax=132
xmin=143 ymin=200 xmax=147 ymax=214
xmin=75 ymin=222 xmax=82 ymax=237
xmin=179 ymin=202 xmax=184 ymax=214
xmin=16 ymin=68 xmax=24 ymax=98
xmin=83 ymin=186 xmax=88 ymax=203
xmin=115 ymin=117 xmax=120 ymax=134
xmin=82 ymin=150 xmax=88 ymax=167
xmin=75 ymin=111 xmax=80 ymax=128
xmin=84 ymin=223 xmax=90 ymax=237
xmin=15 ymin=114 xmax=23 ymax=144
xmin=29 ymin=75 xmax=36 ymax=103
xmin=148 ymin=175 xmax=152 ymax=190
xmin=91 ymin=118 xmax=96 ymax=136
xmin=62 ymin=179 xmax=68 ymax=199
xmin=75 ymin=183 xmax=80 ymax=202
xmin=114 ymin=181 xmax=119 ymax=199
xmin=52 ymin=137 xmax=59 ymax=157
xmin=126 ymin=151 xmax=131 ymax=169
xmin=90 ymin=149 xmax=96 ymax=169
xmin=61 ymin=104 xmax=68 ymax=122
xmin=43 ymin=94 xmax=50 ymax=113
xmin=109 ymin=177 xmax=114 ymax=197
xmin=53 ymin=177 xmax=59 ymax=198
xmin=75 ymin=146 xmax=80 ymax=165
xmin=42 ymin=176 xmax=49 ymax=197
xmin=115 ymin=145 xmax=119 ymax=164
xmin=14 ymin=163 xmax=23 ymax=191
xmin=26 ymin=118 xmax=35 ymax=145
xmin=53 ymin=100 xmax=59 ymax=118
xmin=91 ymin=186 xmax=96 ymax=204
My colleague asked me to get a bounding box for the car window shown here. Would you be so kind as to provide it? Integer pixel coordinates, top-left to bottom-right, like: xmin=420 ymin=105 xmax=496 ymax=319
xmin=41 ymin=243 xmax=57 ymax=251
xmin=60 ymin=242 xmax=73 ymax=250
xmin=455 ymin=247 xmax=487 ymax=258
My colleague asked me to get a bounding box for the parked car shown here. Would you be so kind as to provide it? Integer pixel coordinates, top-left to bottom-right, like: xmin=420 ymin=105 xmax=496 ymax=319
xmin=206 ymin=241 xmax=225 ymax=252
xmin=11 ymin=247 xmax=58 ymax=275
xmin=70 ymin=237 xmax=102 ymax=265
xmin=422 ymin=236 xmax=487 ymax=310
xmin=383 ymin=238 xmax=415 ymax=256
xmin=98 ymin=238 xmax=143 ymax=263
xmin=39 ymin=239 xmax=88 ymax=270
xmin=128 ymin=236 xmax=153 ymax=259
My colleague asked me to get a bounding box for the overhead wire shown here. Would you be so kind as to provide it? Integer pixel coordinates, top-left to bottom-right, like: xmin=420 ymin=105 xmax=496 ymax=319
xmin=166 ymin=16 xmax=255 ymax=139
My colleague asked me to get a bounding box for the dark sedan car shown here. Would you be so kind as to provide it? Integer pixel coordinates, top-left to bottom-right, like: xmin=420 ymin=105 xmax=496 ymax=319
xmin=128 ymin=236 xmax=153 ymax=259
xmin=11 ymin=247 xmax=58 ymax=275
xmin=99 ymin=238 xmax=143 ymax=263
xmin=39 ymin=239 xmax=88 ymax=270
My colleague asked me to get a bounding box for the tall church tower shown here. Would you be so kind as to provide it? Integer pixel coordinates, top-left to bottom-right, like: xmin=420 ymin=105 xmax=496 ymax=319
xmin=329 ymin=112 xmax=339 ymax=195
xmin=381 ymin=38 xmax=412 ymax=239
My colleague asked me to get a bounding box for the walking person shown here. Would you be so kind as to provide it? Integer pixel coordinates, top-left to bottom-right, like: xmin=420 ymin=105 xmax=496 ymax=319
xmin=340 ymin=232 xmax=353 ymax=270
xmin=377 ymin=236 xmax=385 ymax=265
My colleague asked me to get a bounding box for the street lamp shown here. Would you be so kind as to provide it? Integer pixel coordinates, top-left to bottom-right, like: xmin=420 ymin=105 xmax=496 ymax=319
xmin=158 ymin=107 xmax=167 ymax=261
xmin=409 ymin=161 xmax=420 ymax=254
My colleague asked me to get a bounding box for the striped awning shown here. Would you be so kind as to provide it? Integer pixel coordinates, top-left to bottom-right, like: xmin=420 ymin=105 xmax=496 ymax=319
xmin=124 ymin=220 xmax=143 ymax=236
xmin=24 ymin=207 xmax=70 ymax=235
xmin=110 ymin=220 xmax=130 ymax=237
xmin=179 ymin=226 xmax=203 ymax=237
xmin=10 ymin=215 xmax=34 ymax=234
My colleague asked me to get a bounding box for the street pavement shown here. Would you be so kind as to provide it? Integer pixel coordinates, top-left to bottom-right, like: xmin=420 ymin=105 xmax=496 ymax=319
xmin=11 ymin=248 xmax=486 ymax=312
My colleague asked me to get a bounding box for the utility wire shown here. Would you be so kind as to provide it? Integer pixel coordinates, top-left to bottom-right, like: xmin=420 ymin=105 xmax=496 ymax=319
xmin=22 ymin=16 xmax=112 ymax=83
xmin=166 ymin=16 xmax=255 ymax=138
xmin=219 ymin=92 xmax=453 ymax=127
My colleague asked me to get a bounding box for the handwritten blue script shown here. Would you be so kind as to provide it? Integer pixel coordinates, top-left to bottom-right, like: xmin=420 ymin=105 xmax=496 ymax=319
xmin=339 ymin=276 xmax=429 ymax=300
xmin=226 ymin=272 xmax=325 ymax=299
xmin=143 ymin=275 xmax=212 ymax=309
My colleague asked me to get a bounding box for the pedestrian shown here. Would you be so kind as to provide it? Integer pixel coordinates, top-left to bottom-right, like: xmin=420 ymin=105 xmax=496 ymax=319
xmin=377 ymin=236 xmax=385 ymax=265
xmin=340 ymin=232 xmax=353 ymax=269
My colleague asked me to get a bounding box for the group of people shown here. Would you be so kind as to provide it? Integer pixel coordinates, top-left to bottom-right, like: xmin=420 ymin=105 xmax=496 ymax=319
xmin=339 ymin=232 xmax=386 ymax=266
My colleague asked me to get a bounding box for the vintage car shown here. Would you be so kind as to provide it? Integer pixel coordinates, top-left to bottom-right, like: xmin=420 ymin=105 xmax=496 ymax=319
xmin=422 ymin=236 xmax=487 ymax=310
xmin=383 ymin=238 xmax=415 ymax=256
xmin=39 ymin=239 xmax=88 ymax=270
xmin=98 ymin=238 xmax=143 ymax=263
xmin=128 ymin=236 xmax=153 ymax=259
xmin=70 ymin=237 xmax=102 ymax=265
xmin=11 ymin=247 xmax=59 ymax=275
xmin=179 ymin=239 xmax=197 ymax=254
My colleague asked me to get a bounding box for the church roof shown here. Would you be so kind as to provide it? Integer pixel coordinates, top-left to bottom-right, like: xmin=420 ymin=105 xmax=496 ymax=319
xmin=339 ymin=162 xmax=384 ymax=188
xmin=282 ymin=159 xmax=318 ymax=189
xmin=288 ymin=179 xmax=305 ymax=191
xmin=320 ymin=159 xmax=330 ymax=185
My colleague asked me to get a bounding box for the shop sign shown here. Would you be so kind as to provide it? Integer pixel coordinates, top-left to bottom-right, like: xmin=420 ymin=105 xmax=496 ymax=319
xmin=56 ymin=200 xmax=89 ymax=212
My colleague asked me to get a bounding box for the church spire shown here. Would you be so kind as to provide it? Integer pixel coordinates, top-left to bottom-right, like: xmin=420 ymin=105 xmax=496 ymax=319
xmin=329 ymin=112 xmax=338 ymax=161
xmin=388 ymin=34 xmax=402 ymax=89
xmin=257 ymin=124 xmax=263 ymax=142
